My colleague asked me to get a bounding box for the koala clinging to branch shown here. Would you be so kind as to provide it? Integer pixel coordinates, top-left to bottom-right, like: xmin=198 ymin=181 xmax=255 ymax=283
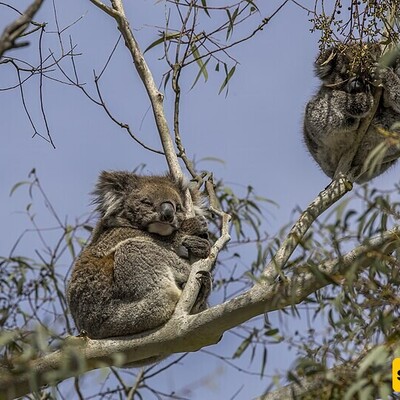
xmin=67 ymin=171 xmax=211 ymax=341
xmin=304 ymin=43 xmax=400 ymax=183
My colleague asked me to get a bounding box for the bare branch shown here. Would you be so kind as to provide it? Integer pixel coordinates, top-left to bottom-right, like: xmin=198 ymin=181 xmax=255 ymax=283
xmin=0 ymin=0 xmax=44 ymax=58
xmin=90 ymin=0 xmax=182 ymax=179
xmin=176 ymin=176 xmax=232 ymax=314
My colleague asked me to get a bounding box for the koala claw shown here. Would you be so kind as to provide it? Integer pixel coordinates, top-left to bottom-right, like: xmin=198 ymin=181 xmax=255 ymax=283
xmin=196 ymin=270 xmax=212 ymax=283
xmin=191 ymin=271 xmax=212 ymax=313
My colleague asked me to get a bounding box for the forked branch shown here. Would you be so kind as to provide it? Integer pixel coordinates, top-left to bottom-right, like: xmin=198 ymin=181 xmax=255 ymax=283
xmin=0 ymin=0 xmax=44 ymax=58
xmin=89 ymin=0 xmax=182 ymax=178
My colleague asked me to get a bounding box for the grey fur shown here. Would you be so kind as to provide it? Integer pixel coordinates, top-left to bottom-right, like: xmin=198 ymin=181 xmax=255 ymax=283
xmin=304 ymin=43 xmax=400 ymax=183
xmin=67 ymin=171 xmax=211 ymax=348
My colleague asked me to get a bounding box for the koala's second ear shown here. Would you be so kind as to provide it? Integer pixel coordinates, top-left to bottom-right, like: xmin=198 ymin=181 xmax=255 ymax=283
xmin=92 ymin=171 xmax=139 ymax=217
xmin=315 ymin=48 xmax=337 ymax=79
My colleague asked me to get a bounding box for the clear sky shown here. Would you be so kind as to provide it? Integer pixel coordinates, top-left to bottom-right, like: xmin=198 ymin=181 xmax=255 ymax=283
xmin=1 ymin=1 xmax=399 ymax=399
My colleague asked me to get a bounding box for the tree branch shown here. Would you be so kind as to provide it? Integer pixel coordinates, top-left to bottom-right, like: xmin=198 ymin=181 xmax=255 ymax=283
xmin=263 ymin=176 xmax=353 ymax=282
xmin=0 ymin=0 xmax=44 ymax=59
xmin=2 ymin=190 xmax=398 ymax=399
xmin=89 ymin=0 xmax=182 ymax=179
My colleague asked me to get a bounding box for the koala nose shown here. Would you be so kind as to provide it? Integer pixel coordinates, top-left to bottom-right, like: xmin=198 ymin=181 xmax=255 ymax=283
xmin=160 ymin=202 xmax=175 ymax=222
xmin=346 ymin=77 xmax=366 ymax=93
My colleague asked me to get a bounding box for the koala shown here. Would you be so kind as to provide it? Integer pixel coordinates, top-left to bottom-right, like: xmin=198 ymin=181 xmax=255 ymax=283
xmin=304 ymin=43 xmax=400 ymax=183
xmin=67 ymin=171 xmax=211 ymax=345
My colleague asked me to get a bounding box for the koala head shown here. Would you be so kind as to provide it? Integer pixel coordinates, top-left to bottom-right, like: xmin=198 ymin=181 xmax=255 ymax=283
xmin=92 ymin=171 xmax=205 ymax=236
xmin=314 ymin=42 xmax=381 ymax=93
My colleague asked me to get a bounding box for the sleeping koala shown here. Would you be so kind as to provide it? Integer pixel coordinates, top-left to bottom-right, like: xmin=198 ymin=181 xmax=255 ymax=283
xmin=304 ymin=43 xmax=400 ymax=183
xmin=67 ymin=171 xmax=211 ymax=344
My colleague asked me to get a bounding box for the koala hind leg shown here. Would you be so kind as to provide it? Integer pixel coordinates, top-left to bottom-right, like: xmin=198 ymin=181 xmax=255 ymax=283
xmin=93 ymin=293 xmax=179 ymax=339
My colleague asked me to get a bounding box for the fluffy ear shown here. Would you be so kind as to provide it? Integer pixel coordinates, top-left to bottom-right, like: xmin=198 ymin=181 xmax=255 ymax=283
xmin=314 ymin=47 xmax=337 ymax=79
xmin=165 ymin=173 xmax=187 ymax=198
xmin=92 ymin=171 xmax=138 ymax=217
xmin=182 ymin=176 xmax=208 ymax=218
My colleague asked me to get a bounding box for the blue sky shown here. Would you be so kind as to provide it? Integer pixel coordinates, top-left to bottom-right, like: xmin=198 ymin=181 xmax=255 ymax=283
xmin=1 ymin=1 xmax=399 ymax=399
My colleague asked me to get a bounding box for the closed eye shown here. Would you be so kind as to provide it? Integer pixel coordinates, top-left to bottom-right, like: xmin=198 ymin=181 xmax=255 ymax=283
xmin=141 ymin=198 xmax=153 ymax=206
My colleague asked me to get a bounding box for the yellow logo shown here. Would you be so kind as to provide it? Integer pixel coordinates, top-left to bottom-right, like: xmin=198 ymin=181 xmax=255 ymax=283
xmin=392 ymin=358 xmax=400 ymax=391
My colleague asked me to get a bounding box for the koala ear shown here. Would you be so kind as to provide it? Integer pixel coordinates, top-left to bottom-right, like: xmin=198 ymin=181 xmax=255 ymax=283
xmin=166 ymin=173 xmax=208 ymax=217
xmin=180 ymin=175 xmax=208 ymax=217
xmin=314 ymin=47 xmax=337 ymax=79
xmin=92 ymin=171 xmax=138 ymax=217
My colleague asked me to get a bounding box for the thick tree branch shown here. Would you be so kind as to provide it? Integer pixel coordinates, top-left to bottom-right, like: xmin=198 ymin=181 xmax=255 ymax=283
xmin=0 ymin=0 xmax=44 ymax=58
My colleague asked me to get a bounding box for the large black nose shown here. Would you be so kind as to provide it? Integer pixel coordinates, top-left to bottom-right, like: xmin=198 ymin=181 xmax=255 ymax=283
xmin=346 ymin=77 xmax=366 ymax=93
xmin=160 ymin=202 xmax=175 ymax=222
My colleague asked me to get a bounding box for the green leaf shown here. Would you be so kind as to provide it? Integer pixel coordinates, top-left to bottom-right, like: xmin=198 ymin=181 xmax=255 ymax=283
xmin=232 ymin=332 xmax=254 ymax=358
xmin=218 ymin=65 xmax=236 ymax=95
xmin=197 ymin=156 xmax=226 ymax=165
xmin=190 ymin=56 xmax=210 ymax=89
xmin=65 ymin=225 xmax=76 ymax=259
xmin=362 ymin=141 xmax=388 ymax=178
xmin=163 ymin=71 xmax=171 ymax=91
xmin=226 ymin=7 xmax=239 ymax=40
xmin=344 ymin=378 xmax=369 ymax=400
xmin=201 ymin=0 xmax=210 ymax=17
xmin=378 ymin=383 xmax=392 ymax=399
xmin=260 ymin=347 xmax=267 ymax=377
xmin=9 ymin=181 xmax=30 ymax=196
xmin=190 ymin=43 xmax=208 ymax=87
xmin=144 ymin=32 xmax=180 ymax=53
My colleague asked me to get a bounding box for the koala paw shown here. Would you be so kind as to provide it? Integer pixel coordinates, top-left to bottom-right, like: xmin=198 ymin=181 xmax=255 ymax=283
xmin=371 ymin=63 xmax=394 ymax=87
xmin=182 ymin=235 xmax=211 ymax=259
xmin=180 ymin=216 xmax=209 ymax=238
xmin=191 ymin=270 xmax=212 ymax=313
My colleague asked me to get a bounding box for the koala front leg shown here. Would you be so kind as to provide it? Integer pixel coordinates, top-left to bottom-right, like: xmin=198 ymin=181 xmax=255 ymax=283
xmin=178 ymin=217 xmax=211 ymax=259
xmin=372 ymin=64 xmax=400 ymax=113
xmin=305 ymin=89 xmax=373 ymax=138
